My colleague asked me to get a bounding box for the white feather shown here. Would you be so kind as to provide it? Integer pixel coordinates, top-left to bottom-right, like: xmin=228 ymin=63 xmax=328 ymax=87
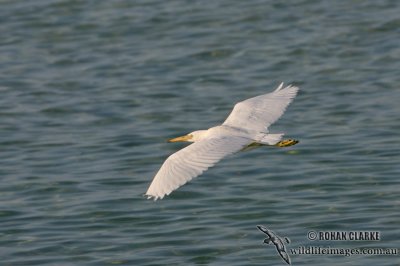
xmin=146 ymin=136 xmax=251 ymax=200
xmin=223 ymin=83 xmax=299 ymax=132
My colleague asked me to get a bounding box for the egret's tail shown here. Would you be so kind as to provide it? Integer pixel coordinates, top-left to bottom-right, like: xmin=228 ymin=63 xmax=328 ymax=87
xmin=258 ymin=133 xmax=284 ymax=145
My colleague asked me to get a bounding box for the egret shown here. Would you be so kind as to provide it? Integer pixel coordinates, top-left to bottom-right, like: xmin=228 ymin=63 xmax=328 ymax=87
xmin=146 ymin=83 xmax=299 ymax=200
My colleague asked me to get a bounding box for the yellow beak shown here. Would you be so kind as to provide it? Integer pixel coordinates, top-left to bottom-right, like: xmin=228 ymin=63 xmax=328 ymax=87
xmin=167 ymin=134 xmax=192 ymax=142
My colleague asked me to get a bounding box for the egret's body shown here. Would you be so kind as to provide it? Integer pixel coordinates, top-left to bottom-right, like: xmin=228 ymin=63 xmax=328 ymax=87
xmin=146 ymin=83 xmax=299 ymax=200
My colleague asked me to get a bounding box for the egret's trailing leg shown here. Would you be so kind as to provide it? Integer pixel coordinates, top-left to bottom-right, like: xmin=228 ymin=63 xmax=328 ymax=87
xmin=241 ymin=139 xmax=299 ymax=151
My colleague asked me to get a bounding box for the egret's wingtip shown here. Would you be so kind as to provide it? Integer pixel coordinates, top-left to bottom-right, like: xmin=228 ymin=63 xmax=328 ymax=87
xmin=275 ymin=82 xmax=284 ymax=91
xmin=144 ymin=193 xmax=160 ymax=201
xmin=274 ymin=81 xmax=299 ymax=89
xmin=274 ymin=82 xmax=299 ymax=92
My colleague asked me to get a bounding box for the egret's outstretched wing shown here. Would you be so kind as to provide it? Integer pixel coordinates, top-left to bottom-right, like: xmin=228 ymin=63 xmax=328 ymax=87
xmin=145 ymin=136 xmax=250 ymax=200
xmin=223 ymin=83 xmax=299 ymax=132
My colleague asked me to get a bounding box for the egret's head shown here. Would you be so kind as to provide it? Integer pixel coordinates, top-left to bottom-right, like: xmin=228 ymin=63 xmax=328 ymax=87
xmin=168 ymin=130 xmax=207 ymax=143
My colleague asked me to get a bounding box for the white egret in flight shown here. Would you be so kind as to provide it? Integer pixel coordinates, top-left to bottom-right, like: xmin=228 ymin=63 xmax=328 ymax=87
xmin=146 ymin=83 xmax=299 ymax=200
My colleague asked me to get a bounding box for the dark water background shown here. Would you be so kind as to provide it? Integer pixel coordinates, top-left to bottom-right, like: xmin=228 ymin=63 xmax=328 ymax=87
xmin=0 ymin=0 xmax=399 ymax=265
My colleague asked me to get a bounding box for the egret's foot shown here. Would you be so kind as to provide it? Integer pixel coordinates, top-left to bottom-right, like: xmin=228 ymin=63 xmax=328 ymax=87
xmin=275 ymin=139 xmax=299 ymax=147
